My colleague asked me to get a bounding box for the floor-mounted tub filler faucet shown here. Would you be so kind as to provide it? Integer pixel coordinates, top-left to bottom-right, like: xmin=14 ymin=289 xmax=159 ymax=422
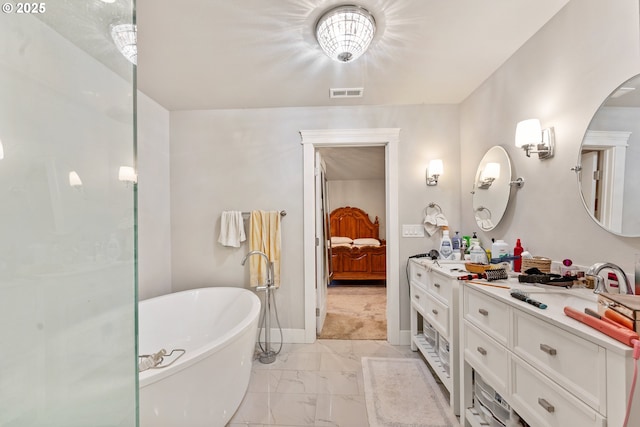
xmin=586 ymin=262 xmax=634 ymax=295
xmin=241 ymin=250 xmax=278 ymax=364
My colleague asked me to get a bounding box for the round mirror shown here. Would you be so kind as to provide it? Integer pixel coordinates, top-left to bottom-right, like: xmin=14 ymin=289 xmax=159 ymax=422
xmin=577 ymin=73 xmax=640 ymax=237
xmin=472 ymin=146 xmax=513 ymax=231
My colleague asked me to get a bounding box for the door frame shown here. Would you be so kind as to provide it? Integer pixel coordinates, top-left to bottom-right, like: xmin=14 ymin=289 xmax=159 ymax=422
xmin=300 ymin=128 xmax=401 ymax=344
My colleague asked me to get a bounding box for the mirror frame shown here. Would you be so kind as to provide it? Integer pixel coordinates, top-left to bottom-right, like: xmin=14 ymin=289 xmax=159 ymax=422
xmin=471 ymin=146 xmax=513 ymax=232
xmin=576 ymin=72 xmax=640 ymax=237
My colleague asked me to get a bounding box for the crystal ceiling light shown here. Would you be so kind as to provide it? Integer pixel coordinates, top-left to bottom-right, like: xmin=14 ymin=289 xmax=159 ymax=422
xmin=315 ymin=5 xmax=376 ymax=63
xmin=111 ymin=23 xmax=137 ymax=65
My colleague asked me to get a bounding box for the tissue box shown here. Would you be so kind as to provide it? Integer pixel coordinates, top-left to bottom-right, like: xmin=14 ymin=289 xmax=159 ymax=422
xmin=597 ymin=293 xmax=640 ymax=331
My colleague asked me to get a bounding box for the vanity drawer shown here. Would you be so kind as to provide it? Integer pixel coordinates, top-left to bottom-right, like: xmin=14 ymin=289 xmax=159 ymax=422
xmin=410 ymin=282 xmax=429 ymax=317
xmin=425 ymin=293 xmax=449 ymax=337
xmin=411 ymin=263 xmax=428 ymax=287
xmin=512 ymin=311 xmax=606 ymax=412
xmin=464 ymin=287 xmax=509 ymax=346
xmin=426 ymin=272 xmax=452 ymax=304
xmin=510 ymin=355 xmax=603 ymax=427
xmin=463 ymin=321 xmax=509 ymax=396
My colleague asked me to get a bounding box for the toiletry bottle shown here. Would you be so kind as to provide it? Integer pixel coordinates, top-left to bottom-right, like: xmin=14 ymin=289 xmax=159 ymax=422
xmin=439 ymin=230 xmax=454 ymax=260
xmin=491 ymin=239 xmax=509 ymax=260
xmin=513 ymin=239 xmax=523 ymax=272
xmin=470 ymin=242 xmax=487 ymax=264
xmin=451 ymin=231 xmax=461 ymax=251
xmin=607 ymin=272 xmax=619 ymax=293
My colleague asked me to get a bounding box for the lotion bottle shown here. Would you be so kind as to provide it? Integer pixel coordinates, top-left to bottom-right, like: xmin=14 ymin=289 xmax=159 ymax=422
xmin=439 ymin=230 xmax=454 ymax=260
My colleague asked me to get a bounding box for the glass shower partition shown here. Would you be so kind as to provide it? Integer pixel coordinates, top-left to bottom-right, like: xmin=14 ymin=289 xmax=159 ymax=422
xmin=0 ymin=1 xmax=138 ymax=426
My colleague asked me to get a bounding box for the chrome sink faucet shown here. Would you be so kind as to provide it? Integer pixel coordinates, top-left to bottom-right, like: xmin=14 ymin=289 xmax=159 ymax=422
xmin=586 ymin=262 xmax=634 ymax=295
xmin=241 ymin=250 xmax=274 ymax=288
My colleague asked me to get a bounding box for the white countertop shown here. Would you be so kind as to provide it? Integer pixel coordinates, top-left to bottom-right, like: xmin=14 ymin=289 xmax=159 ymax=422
xmin=412 ymin=258 xmax=634 ymax=355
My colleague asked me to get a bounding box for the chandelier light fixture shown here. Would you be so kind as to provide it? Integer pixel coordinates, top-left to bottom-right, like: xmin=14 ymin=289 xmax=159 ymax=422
xmin=111 ymin=23 xmax=137 ymax=65
xmin=315 ymin=5 xmax=376 ymax=63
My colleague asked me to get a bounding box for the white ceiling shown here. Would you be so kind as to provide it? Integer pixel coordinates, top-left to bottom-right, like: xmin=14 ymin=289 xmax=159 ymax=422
xmin=136 ymin=0 xmax=570 ymax=111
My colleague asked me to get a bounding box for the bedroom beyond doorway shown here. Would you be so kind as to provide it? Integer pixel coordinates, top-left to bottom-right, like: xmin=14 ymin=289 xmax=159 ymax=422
xmin=319 ymin=281 xmax=387 ymax=340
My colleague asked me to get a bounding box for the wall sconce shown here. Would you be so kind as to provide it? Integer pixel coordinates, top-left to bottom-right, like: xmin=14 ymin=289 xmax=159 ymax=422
xmin=478 ymin=162 xmax=500 ymax=189
xmin=426 ymin=159 xmax=443 ymax=186
xmin=118 ymin=166 xmax=137 ymax=185
xmin=68 ymin=171 xmax=83 ymax=188
xmin=515 ymin=118 xmax=555 ymax=159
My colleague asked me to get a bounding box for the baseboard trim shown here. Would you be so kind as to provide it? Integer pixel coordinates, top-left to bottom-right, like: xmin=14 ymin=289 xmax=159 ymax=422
xmin=257 ymin=328 xmax=309 ymax=344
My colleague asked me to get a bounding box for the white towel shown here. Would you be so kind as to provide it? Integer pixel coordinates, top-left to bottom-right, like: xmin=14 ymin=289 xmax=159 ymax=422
xmin=423 ymin=212 xmax=449 ymax=237
xmin=218 ymin=211 xmax=246 ymax=247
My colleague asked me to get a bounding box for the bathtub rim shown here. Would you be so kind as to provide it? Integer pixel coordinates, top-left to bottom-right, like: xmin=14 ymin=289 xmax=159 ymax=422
xmin=138 ymin=286 xmax=260 ymax=388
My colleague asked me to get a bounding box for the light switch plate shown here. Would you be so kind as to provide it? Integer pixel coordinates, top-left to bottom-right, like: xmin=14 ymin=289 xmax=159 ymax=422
xmin=402 ymin=224 xmax=425 ymax=237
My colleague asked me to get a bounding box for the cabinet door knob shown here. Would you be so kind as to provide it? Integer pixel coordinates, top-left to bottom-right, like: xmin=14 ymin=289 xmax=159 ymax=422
xmin=432 ymin=309 xmax=438 ymax=315
xmin=414 ymin=294 xmax=420 ymax=299
xmin=538 ymin=398 xmax=555 ymax=413
xmin=434 ymin=283 xmax=441 ymax=288
xmin=478 ymin=308 xmax=489 ymax=316
xmin=540 ymin=344 xmax=557 ymax=356
xmin=417 ymin=273 xmax=422 ymax=277
xmin=477 ymin=347 xmax=487 ymax=356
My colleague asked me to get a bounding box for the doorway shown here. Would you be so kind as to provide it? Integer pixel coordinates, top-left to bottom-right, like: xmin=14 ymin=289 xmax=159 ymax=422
xmin=318 ymin=146 xmax=386 ymax=339
xmin=300 ymin=128 xmax=401 ymax=345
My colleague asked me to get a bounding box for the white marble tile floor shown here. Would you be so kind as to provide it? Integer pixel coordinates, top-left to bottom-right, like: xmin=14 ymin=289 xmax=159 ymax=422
xmin=226 ymin=339 xmax=435 ymax=427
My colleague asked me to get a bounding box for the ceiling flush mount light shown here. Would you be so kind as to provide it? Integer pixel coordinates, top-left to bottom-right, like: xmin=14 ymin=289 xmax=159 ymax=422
xmin=111 ymin=23 xmax=137 ymax=65
xmin=515 ymin=118 xmax=555 ymax=159
xmin=426 ymin=159 xmax=443 ymax=187
xmin=315 ymin=5 xmax=376 ymax=63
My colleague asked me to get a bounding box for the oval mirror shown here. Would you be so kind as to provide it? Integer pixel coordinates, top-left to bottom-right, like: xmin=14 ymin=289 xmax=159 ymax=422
xmin=472 ymin=146 xmax=513 ymax=231
xmin=577 ymin=73 xmax=640 ymax=237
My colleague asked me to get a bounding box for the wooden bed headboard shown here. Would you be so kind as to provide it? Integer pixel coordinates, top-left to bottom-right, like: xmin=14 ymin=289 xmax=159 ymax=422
xmin=329 ymin=206 xmax=380 ymax=240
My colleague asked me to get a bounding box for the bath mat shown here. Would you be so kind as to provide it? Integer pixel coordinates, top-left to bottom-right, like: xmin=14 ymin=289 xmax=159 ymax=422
xmin=362 ymin=357 xmax=459 ymax=427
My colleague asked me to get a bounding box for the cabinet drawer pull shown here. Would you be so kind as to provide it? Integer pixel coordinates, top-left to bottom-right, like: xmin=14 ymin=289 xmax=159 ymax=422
xmin=540 ymin=344 xmax=557 ymax=356
xmin=417 ymin=273 xmax=422 ymax=277
xmin=432 ymin=309 xmax=439 ymax=315
xmin=434 ymin=283 xmax=441 ymax=288
xmin=478 ymin=308 xmax=489 ymax=316
xmin=477 ymin=347 xmax=487 ymax=356
xmin=538 ymin=398 xmax=555 ymax=413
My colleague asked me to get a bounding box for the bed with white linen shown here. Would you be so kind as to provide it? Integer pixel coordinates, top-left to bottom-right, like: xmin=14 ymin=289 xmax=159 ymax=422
xmin=329 ymin=206 xmax=386 ymax=281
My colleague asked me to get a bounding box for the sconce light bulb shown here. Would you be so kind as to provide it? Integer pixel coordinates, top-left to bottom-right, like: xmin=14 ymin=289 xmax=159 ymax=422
xmin=118 ymin=166 xmax=138 ymax=184
xmin=68 ymin=171 xmax=83 ymax=187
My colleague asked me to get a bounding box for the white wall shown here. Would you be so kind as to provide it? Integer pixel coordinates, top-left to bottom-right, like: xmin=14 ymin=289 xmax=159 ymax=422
xmin=169 ymin=104 xmax=460 ymax=331
xmin=328 ymin=179 xmax=386 ymax=238
xmin=137 ymin=92 xmax=172 ymax=300
xmin=460 ymin=0 xmax=640 ymax=276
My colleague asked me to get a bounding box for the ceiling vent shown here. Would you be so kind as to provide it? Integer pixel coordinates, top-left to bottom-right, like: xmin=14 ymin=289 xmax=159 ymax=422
xmin=330 ymin=87 xmax=364 ymax=98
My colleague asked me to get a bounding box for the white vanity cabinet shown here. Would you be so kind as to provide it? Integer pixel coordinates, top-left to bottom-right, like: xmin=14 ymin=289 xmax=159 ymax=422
xmin=460 ymin=284 xmax=640 ymax=427
xmin=409 ymin=259 xmax=461 ymax=415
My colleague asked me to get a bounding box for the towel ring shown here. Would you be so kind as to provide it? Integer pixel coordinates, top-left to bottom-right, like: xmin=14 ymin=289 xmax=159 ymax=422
xmin=423 ymin=202 xmax=443 ymax=217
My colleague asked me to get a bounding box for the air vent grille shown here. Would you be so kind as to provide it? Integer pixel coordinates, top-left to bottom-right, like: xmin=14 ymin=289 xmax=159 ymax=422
xmin=330 ymin=87 xmax=364 ymax=98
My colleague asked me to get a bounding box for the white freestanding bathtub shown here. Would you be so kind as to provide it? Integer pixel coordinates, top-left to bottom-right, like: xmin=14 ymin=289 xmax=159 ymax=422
xmin=138 ymin=287 xmax=260 ymax=427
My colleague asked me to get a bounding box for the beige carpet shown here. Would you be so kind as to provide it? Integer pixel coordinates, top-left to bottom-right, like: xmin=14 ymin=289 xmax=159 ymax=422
xmin=319 ymin=285 xmax=386 ymax=340
xmin=362 ymin=357 xmax=459 ymax=427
